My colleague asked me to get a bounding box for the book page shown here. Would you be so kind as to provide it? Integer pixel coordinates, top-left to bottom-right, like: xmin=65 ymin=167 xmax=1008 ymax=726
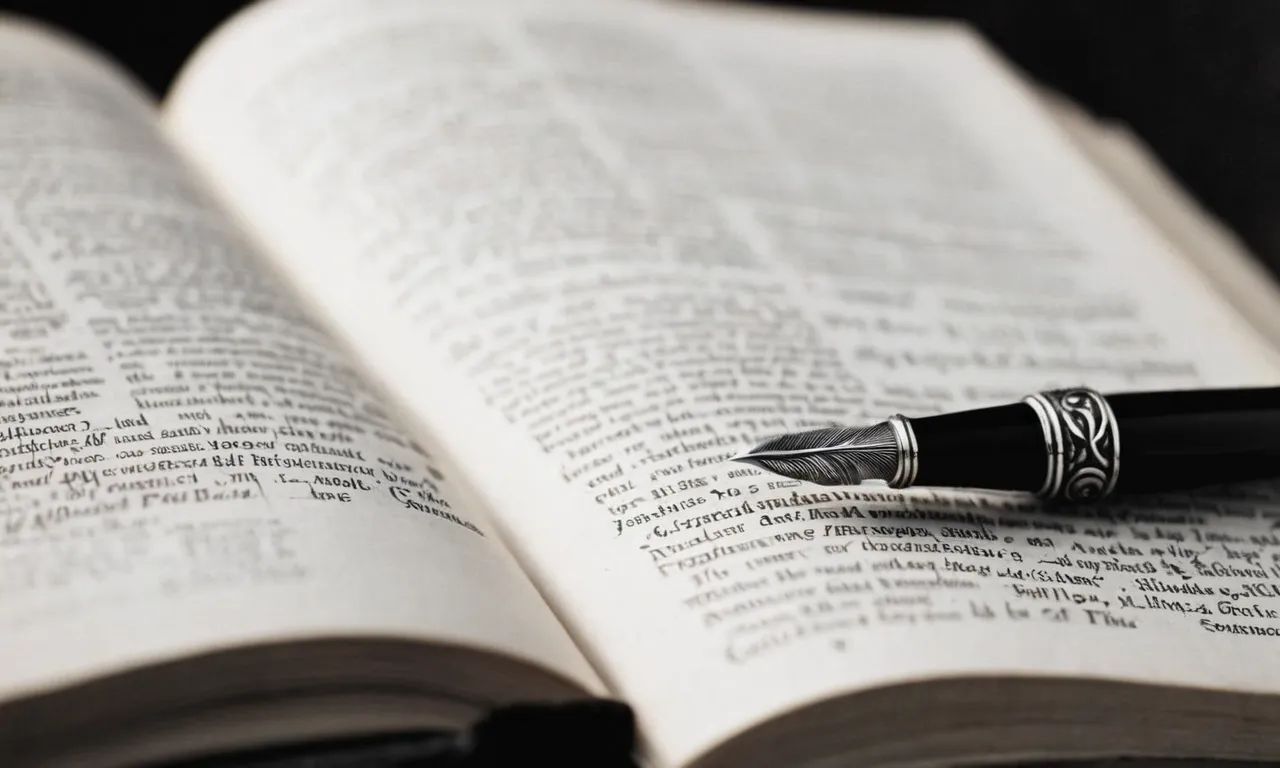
xmin=1044 ymin=92 xmax=1280 ymax=353
xmin=166 ymin=0 xmax=1280 ymax=764
xmin=0 ymin=16 xmax=597 ymax=723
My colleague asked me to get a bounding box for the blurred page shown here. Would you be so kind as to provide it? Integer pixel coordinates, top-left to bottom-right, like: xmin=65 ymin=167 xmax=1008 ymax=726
xmin=1043 ymin=90 xmax=1280 ymax=351
xmin=0 ymin=16 xmax=596 ymax=719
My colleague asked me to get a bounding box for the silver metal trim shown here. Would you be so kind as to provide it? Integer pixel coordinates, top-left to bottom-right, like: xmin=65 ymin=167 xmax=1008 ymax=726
xmin=1097 ymin=395 xmax=1122 ymax=499
xmin=886 ymin=414 xmax=919 ymax=488
xmin=1022 ymin=392 xmax=1064 ymax=498
xmin=1022 ymin=387 xmax=1120 ymax=503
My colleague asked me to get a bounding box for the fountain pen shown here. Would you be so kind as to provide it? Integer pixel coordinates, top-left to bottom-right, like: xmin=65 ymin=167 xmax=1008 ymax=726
xmin=731 ymin=386 xmax=1280 ymax=504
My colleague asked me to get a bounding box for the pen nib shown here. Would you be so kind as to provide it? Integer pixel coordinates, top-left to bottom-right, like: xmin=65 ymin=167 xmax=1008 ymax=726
xmin=731 ymin=423 xmax=899 ymax=486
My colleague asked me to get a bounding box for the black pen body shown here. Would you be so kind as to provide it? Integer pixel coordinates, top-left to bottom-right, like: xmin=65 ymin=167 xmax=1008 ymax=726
xmin=908 ymin=387 xmax=1280 ymax=497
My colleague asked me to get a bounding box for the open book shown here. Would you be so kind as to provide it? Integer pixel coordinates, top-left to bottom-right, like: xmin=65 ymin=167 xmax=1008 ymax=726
xmin=7 ymin=0 xmax=1280 ymax=765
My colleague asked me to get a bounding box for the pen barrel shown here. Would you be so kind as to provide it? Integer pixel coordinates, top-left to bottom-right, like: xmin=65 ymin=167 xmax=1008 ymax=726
xmin=908 ymin=402 xmax=1046 ymax=494
xmin=907 ymin=387 xmax=1280 ymax=499
xmin=1107 ymin=386 xmax=1280 ymax=493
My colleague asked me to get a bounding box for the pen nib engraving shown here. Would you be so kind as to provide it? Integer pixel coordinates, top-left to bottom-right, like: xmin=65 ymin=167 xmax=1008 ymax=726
xmin=732 ymin=422 xmax=898 ymax=486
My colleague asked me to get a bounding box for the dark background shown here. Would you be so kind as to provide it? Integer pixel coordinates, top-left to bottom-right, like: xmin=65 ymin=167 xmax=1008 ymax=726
xmin=1 ymin=0 xmax=1276 ymax=275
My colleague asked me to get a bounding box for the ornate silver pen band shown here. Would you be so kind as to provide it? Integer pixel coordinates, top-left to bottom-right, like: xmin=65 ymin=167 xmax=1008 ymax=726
xmin=1021 ymin=387 xmax=1121 ymax=503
